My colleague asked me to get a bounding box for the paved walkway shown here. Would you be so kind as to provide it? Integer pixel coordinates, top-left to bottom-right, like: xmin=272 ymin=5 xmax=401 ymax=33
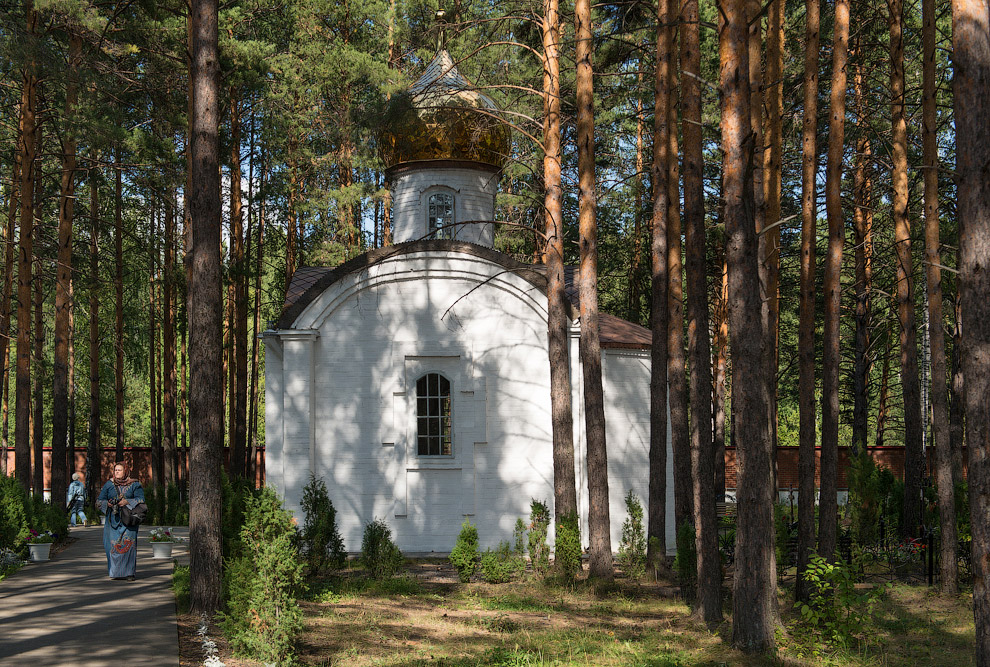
xmin=0 ymin=524 xmax=188 ymax=666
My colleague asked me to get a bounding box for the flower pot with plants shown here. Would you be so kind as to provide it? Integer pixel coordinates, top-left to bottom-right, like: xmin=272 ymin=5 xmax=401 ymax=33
xmin=149 ymin=527 xmax=176 ymax=559
xmin=26 ymin=530 xmax=55 ymax=562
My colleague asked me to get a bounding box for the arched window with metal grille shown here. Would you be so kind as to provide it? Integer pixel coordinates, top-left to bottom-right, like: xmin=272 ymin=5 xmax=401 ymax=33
xmin=427 ymin=192 xmax=455 ymax=239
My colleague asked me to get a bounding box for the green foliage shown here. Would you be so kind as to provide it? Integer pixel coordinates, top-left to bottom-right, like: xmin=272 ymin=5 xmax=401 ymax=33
xmin=775 ymin=503 xmax=796 ymax=575
xmin=554 ymin=512 xmax=581 ymax=580
xmin=527 ymin=500 xmax=551 ymax=577
xmin=221 ymin=487 xmax=306 ymax=666
xmin=144 ymin=485 xmax=165 ymax=525
xmin=360 ymin=518 xmax=404 ymax=580
xmin=449 ymin=519 xmax=480 ymax=583
xmin=617 ymin=491 xmax=647 ymax=579
xmin=673 ymin=522 xmax=696 ymax=599
xmin=480 ymin=541 xmax=525 ymax=584
xmin=0 ymin=476 xmax=31 ymax=554
xmin=164 ymin=483 xmax=187 ymax=526
xmin=30 ymin=496 xmax=69 ymax=541
xmin=172 ymin=564 xmax=190 ymax=613
xmin=300 ymin=474 xmax=346 ymax=574
xmin=847 ymin=452 xmax=901 ymax=545
xmin=793 ymin=555 xmax=887 ymax=649
xmin=221 ymin=471 xmax=254 ymax=561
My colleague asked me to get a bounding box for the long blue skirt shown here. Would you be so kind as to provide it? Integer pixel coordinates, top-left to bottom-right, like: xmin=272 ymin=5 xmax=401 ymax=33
xmin=103 ymin=513 xmax=138 ymax=578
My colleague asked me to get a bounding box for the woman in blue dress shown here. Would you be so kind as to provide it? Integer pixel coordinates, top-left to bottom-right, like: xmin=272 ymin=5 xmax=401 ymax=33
xmin=96 ymin=462 xmax=145 ymax=580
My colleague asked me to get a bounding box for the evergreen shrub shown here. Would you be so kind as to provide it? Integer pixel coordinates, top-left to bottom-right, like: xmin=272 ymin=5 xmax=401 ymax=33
xmin=221 ymin=487 xmax=306 ymax=666
xmin=480 ymin=540 xmax=525 ymax=583
xmin=300 ymin=474 xmax=346 ymax=574
xmin=449 ymin=518 xmax=480 ymax=582
xmin=221 ymin=471 xmax=254 ymax=560
xmin=528 ymin=500 xmax=551 ymax=577
xmin=360 ymin=518 xmax=404 ymax=580
xmin=0 ymin=475 xmax=30 ymax=553
xmin=617 ymin=491 xmax=647 ymax=578
xmin=554 ymin=512 xmax=581 ymax=580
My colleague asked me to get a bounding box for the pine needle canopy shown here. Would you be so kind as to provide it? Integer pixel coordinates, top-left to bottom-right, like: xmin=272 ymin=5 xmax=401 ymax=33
xmin=379 ymin=50 xmax=510 ymax=170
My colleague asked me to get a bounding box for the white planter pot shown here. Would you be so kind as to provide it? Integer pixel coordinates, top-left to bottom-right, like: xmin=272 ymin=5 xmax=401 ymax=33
xmin=151 ymin=542 xmax=174 ymax=559
xmin=28 ymin=543 xmax=51 ymax=562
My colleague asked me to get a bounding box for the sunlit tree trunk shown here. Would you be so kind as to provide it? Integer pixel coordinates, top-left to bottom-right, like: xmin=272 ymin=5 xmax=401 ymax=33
xmin=0 ymin=161 xmax=17 ymax=479
xmin=890 ymin=0 xmax=925 ymax=538
xmin=852 ymin=56 xmax=874 ymax=459
xmin=164 ymin=192 xmax=178 ymax=487
xmin=575 ymin=0 xmax=612 ymax=580
xmin=230 ymin=90 xmax=247 ymax=479
xmin=648 ymin=0 xmax=672 ymax=567
xmin=795 ymin=0 xmax=820 ymax=603
xmin=32 ymin=198 xmax=44 ymax=497
xmin=542 ymin=0 xmax=577 ymax=523
xmin=713 ymin=248 xmax=728 ymax=500
xmin=721 ymin=0 xmax=777 ymax=649
xmin=923 ymin=0 xmax=957 ymax=594
xmin=820 ymin=0 xmax=849 ymax=560
xmin=682 ymin=0 xmax=720 ymax=623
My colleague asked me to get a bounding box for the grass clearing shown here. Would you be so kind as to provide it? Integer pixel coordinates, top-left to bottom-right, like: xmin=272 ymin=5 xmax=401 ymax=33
xmin=182 ymin=561 xmax=976 ymax=667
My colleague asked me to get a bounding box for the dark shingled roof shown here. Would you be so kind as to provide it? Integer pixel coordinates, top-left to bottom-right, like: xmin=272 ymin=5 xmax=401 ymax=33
xmin=277 ymin=240 xmax=650 ymax=350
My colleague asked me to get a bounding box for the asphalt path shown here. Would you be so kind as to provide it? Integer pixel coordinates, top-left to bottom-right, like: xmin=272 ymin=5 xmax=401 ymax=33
xmin=0 ymin=524 xmax=187 ymax=666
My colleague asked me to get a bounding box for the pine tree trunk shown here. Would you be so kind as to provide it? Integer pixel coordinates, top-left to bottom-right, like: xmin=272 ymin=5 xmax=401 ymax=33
xmin=542 ymin=0 xmax=577 ymax=523
xmin=150 ymin=209 xmax=162 ymax=487
xmin=923 ymin=0 xmax=957 ymax=594
xmin=852 ymin=56 xmax=873 ymax=459
xmin=713 ymin=249 xmax=728 ymax=500
xmin=949 ymin=292 xmax=964 ymax=479
xmin=682 ymin=0 xmax=720 ymax=622
xmin=164 ymin=193 xmax=178 ymax=487
xmin=795 ymin=0 xmax=820 ymax=603
xmin=1 ymin=159 xmax=20 ymax=479
xmin=189 ymin=0 xmax=224 ymax=615
xmin=875 ymin=317 xmax=893 ymax=447
xmin=820 ymin=0 xmax=849 ymax=560
xmin=52 ymin=33 xmax=81 ymax=509
xmin=952 ymin=0 xmax=990 ymax=659
xmin=648 ymin=0 xmax=672 ymax=566
xmin=575 ymin=0 xmax=612 ymax=581
xmin=628 ymin=71 xmax=644 ymax=324
xmin=248 ymin=145 xmax=266 ymax=486
xmin=721 ymin=0 xmax=777 ymax=649
xmin=87 ymin=167 xmax=101 ymax=504
xmin=230 ymin=91 xmax=248 ymax=479
xmin=32 ymin=208 xmax=44 ymax=497
xmin=667 ymin=55 xmax=691 ymax=536
xmin=114 ymin=162 xmax=124 ymax=460
xmin=14 ymin=22 xmax=37 ymax=490
xmin=890 ymin=0 xmax=924 ymax=538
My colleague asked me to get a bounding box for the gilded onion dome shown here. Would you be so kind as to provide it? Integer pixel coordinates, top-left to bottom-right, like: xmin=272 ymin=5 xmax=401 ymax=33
xmin=379 ymin=49 xmax=510 ymax=170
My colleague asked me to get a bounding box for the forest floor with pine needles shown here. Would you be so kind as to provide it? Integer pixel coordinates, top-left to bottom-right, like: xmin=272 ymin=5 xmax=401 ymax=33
xmin=176 ymin=560 xmax=976 ymax=666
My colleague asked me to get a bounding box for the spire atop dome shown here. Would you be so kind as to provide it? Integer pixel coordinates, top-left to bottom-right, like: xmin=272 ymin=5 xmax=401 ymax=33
xmin=378 ymin=48 xmax=510 ymax=171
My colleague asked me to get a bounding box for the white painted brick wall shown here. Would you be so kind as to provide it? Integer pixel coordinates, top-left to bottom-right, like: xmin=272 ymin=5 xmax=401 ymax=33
xmin=267 ymin=249 xmax=674 ymax=555
xmin=391 ymin=166 xmax=497 ymax=246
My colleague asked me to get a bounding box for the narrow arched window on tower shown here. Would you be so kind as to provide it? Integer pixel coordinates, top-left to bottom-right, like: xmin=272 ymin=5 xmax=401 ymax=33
xmin=416 ymin=373 xmax=452 ymax=456
xmin=428 ymin=192 xmax=454 ymax=239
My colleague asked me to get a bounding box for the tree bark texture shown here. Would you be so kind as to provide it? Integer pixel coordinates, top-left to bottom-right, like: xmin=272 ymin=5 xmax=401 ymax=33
xmin=543 ymin=0 xmax=578 ymax=523
xmin=649 ymin=0 xmax=672 ymax=566
xmin=796 ymin=0 xmax=820 ymax=603
xmin=230 ymin=91 xmax=248 ymax=479
xmin=575 ymin=0 xmax=612 ymax=580
xmin=820 ymin=0 xmax=849 ymax=560
xmin=87 ymin=168 xmax=101 ymax=504
xmin=0 ymin=161 xmax=17 ymax=480
xmin=713 ymin=249 xmax=728 ymax=501
xmin=164 ymin=194 xmax=178 ymax=487
xmin=682 ymin=0 xmax=720 ymax=623
xmin=952 ymin=0 xmax=990 ymax=659
xmin=721 ymin=0 xmax=777 ymax=649
xmin=923 ymin=0 xmax=957 ymax=594
xmin=114 ymin=163 xmax=124 ymax=460
xmin=14 ymin=21 xmax=37 ymax=490
xmin=852 ymin=57 xmax=874 ymax=459
xmin=189 ymin=0 xmax=224 ymax=615
xmin=32 ymin=208 xmax=44 ymax=497
xmin=890 ymin=0 xmax=925 ymax=539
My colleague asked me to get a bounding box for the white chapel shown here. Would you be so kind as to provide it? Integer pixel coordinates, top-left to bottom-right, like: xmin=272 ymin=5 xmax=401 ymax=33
xmin=263 ymin=49 xmax=675 ymax=553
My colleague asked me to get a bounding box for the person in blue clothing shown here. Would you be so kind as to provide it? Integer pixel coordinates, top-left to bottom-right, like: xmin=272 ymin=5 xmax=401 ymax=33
xmin=96 ymin=462 xmax=145 ymax=581
xmin=66 ymin=472 xmax=87 ymax=527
